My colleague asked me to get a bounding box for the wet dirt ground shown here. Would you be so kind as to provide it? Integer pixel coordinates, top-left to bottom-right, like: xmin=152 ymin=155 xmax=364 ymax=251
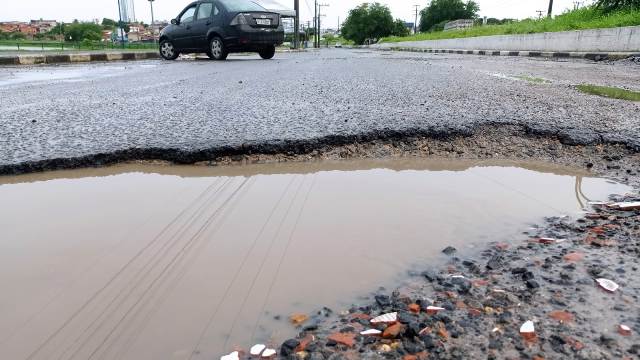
xmin=0 ymin=158 xmax=630 ymax=360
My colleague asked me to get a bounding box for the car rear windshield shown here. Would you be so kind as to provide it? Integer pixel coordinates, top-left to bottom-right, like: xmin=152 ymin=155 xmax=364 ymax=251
xmin=218 ymin=0 xmax=266 ymax=12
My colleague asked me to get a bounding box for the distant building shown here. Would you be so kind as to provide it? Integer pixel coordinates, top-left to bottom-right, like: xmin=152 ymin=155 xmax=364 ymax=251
xmin=30 ymin=19 xmax=58 ymax=33
xmin=0 ymin=22 xmax=38 ymax=36
xmin=102 ymin=30 xmax=113 ymax=42
xmin=444 ymin=19 xmax=474 ymax=31
xmin=404 ymin=22 xmax=415 ymax=34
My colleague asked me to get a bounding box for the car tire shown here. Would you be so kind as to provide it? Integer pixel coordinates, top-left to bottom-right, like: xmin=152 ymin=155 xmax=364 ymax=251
xmin=259 ymin=45 xmax=276 ymax=60
xmin=209 ymin=37 xmax=228 ymax=60
xmin=159 ymin=40 xmax=179 ymax=60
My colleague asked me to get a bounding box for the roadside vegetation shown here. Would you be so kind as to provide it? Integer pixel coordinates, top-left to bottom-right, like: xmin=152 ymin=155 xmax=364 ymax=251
xmin=515 ymin=75 xmax=551 ymax=84
xmin=0 ymin=17 xmax=150 ymax=51
xmin=577 ymin=84 xmax=640 ymax=101
xmin=341 ymin=3 xmax=413 ymax=45
xmin=382 ymin=0 xmax=640 ymax=42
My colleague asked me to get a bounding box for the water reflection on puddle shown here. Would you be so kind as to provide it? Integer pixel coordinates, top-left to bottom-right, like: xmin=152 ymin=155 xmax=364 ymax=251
xmin=0 ymin=158 xmax=630 ymax=359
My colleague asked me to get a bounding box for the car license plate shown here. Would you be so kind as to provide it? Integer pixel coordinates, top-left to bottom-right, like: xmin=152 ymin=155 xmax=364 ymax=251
xmin=256 ymin=19 xmax=271 ymax=25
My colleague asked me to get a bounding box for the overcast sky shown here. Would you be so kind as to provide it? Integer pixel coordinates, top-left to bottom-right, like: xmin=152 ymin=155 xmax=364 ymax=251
xmin=4 ymin=0 xmax=594 ymax=28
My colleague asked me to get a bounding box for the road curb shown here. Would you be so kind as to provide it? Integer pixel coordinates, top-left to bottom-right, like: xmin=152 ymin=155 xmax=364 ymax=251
xmin=384 ymin=47 xmax=639 ymax=61
xmin=0 ymin=51 xmax=160 ymax=66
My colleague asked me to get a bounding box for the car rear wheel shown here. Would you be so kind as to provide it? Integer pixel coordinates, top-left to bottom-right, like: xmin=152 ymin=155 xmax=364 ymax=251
xmin=209 ymin=37 xmax=228 ymax=60
xmin=159 ymin=40 xmax=179 ymax=60
xmin=259 ymin=45 xmax=276 ymax=60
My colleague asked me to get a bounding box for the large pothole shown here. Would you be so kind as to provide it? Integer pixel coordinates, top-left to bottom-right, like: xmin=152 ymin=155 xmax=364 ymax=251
xmin=0 ymin=157 xmax=631 ymax=359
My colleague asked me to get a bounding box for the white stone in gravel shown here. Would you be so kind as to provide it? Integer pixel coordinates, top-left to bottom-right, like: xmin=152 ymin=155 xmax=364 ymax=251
xmin=262 ymin=348 xmax=276 ymax=357
xmin=370 ymin=312 xmax=397 ymax=324
xmin=360 ymin=329 xmax=382 ymax=335
xmin=220 ymin=351 xmax=239 ymax=360
xmin=596 ymin=278 xmax=620 ymax=292
xmin=520 ymin=320 xmax=535 ymax=334
xmin=250 ymin=344 xmax=266 ymax=356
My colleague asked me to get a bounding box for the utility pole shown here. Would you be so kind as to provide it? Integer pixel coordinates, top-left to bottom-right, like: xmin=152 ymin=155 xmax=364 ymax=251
xmin=536 ymin=10 xmax=544 ymax=19
xmin=117 ymin=0 xmax=125 ymax=48
xmin=294 ymin=0 xmax=299 ymax=49
xmin=547 ymin=0 xmax=554 ymax=17
xmin=318 ymin=3 xmax=328 ymax=48
xmin=314 ymin=0 xmax=318 ymax=48
xmin=413 ymin=5 xmax=419 ymax=34
xmin=148 ymin=0 xmax=155 ymax=43
xmin=337 ymin=16 xmax=340 ymax=34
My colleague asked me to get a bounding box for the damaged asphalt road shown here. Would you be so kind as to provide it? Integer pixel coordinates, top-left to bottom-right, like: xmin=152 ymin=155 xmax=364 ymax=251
xmin=0 ymin=49 xmax=639 ymax=174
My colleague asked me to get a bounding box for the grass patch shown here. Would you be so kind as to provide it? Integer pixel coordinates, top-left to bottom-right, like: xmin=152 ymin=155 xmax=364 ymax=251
xmin=515 ymin=75 xmax=551 ymax=84
xmin=381 ymin=7 xmax=640 ymax=43
xmin=576 ymin=84 xmax=640 ymax=101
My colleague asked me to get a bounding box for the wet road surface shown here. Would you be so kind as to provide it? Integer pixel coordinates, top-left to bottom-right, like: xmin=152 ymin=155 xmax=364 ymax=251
xmin=0 ymin=49 xmax=639 ymax=171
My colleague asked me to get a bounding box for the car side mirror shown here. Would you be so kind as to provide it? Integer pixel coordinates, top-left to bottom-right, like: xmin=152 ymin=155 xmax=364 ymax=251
xmin=171 ymin=18 xmax=178 ymax=25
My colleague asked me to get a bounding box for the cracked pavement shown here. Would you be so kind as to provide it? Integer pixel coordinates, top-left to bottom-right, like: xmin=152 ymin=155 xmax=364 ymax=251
xmin=0 ymin=49 xmax=638 ymax=173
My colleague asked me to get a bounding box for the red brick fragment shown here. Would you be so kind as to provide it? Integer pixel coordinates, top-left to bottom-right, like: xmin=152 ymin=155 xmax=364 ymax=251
xmin=548 ymin=310 xmax=574 ymax=323
xmin=327 ymin=333 xmax=356 ymax=347
xmin=383 ymin=323 xmax=403 ymax=339
xmin=563 ymin=252 xmax=585 ymax=262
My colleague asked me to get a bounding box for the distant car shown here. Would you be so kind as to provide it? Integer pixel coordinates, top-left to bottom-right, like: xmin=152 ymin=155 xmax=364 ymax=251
xmin=159 ymin=0 xmax=284 ymax=60
xmin=335 ymin=43 xmax=342 ymax=48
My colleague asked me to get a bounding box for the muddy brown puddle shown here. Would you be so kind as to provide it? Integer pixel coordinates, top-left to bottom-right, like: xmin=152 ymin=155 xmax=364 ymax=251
xmin=0 ymin=158 xmax=631 ymax=359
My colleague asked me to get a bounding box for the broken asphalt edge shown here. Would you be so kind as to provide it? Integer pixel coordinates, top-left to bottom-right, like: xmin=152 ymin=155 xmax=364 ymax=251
xmin=1 ymin=123 xmax=639 ymax=176
xmin=380 ymin=47 xmax=640 ymax=61
xmin=0 ymin=51 xmax=160 ymax=65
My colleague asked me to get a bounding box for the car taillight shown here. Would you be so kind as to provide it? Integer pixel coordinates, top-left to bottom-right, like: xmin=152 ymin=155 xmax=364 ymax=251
xmin=230 ymin=14 xmax=248 ymax=25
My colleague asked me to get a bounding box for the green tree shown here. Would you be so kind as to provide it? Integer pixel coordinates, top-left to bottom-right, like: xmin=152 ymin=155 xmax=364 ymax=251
xmin=10 ymin=32 xmax=27 ymax=40
xmin=102 ymin=18 xmax=118 ymax=27
xmin=118 ymin=21 xmax=131 ymax=34
xmin=341 ymin=2 xmax=395 ymax=45
xmin=392 ymin=19 xmax=410 ymax=37
xmin=64 ymin=22 xmax=103 ymax=42
xmin=596 ymin=0 xmax=640 ymax=11
xmin=419 ymin=0 xmax=479 ymax=32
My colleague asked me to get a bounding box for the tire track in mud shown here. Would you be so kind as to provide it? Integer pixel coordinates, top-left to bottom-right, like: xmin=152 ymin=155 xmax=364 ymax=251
xmin=83 ymin=178 xmax=250 ymax=360
xmin=221 ymin=176 xmax=307 ymax=351
xmin=23 ymin=177 xmax=251 ymax=360
xmin=108 ymin=177 xmax=257 ymax=360
xmin=0 ymin=180 xmax=202 ymax=349
xmin=186 ymin=175 xmax=298 ymax=359
xmin=52 ymin=179 xmax=234 ymax=360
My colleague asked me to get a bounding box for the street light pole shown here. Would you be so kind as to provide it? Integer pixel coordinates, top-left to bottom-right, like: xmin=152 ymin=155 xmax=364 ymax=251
xmin=148 ymin=0 xmax=156 ymax=43
xmin=547 ymin=0 xmax=554 ymax=17
xmin=413 ymin=5 xmax=419 ymax=34
xmin=117 ymin=0 xmax=125 ymax=48
xmin=314 ymin=0 xmax=318 ymax=48
xmin=294 ymin=0 xmax=299 ymax=49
